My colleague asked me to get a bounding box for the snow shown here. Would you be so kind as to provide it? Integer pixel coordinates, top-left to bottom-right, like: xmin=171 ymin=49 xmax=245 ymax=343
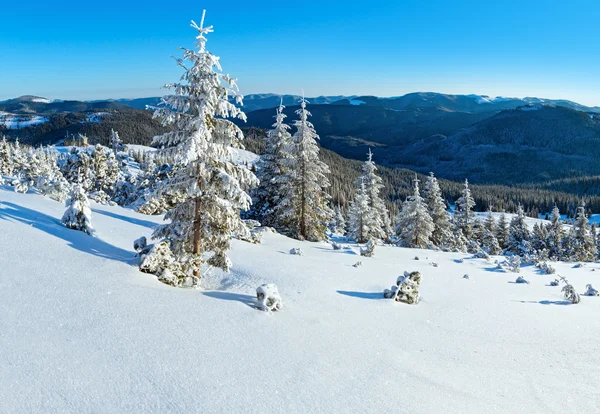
xmin=31 ymin=98 xmax=51 ymax=104
xmin=0 ymin=113 xmax=49 ymax=129
xmin=1 ymin=187 xmax=600 ymax=412
xmin=85 ymin=112 xmax=108 ymax=123
xmin=475 ymin=211 xmax=549 ymax=230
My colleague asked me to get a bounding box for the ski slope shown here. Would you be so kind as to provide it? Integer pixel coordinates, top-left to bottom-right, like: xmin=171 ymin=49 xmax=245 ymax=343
xmin=1 ymin=187 xmax=599 ymax=413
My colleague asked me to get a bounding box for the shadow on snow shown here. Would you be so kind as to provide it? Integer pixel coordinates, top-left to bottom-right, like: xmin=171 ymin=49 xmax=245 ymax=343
xmin=202 ymin=291 xmax=257 ymax=308
xmin=0 ymin=201 xmax=134 ymax=264
xmin=93 ymin=208 xmax=159 ymax=229
xmin=337 ymin=290 xmax=383 ymax=300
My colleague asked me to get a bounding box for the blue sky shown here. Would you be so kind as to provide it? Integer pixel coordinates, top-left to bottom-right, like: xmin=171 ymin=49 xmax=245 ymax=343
xmin=1 ymin=0 xmax=600 ymax=105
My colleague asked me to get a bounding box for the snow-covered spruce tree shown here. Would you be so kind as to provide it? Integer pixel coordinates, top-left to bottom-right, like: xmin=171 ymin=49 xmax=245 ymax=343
xmin=329 ymin=204 xmax=346 ymax=235
xmin=481 ymin=211 xmax=502 ymax=255
xmin=274 ymin=98 xmax=332 ymax=241
xmin=110 ymin=129 xmax=124 ymax=157
xmin=251 ymin=100 xmax=292 ymax=227
xmin=396 ymin=175 xmax=434 ymax=248
xmin=10 ymin=139 xmax=28 ymax=174
xmin=347 ymin=178 xmax=371 ymax=243
xmin=361 ymin=149 xmax=391 ymax=241
xmin=531 ymin=222 xmax=549 ymax=259
xmin=545 ymin=206 xmax=564 ymax=260
xmin=570 ymin=202 xmax=596 ymax=262
xmin=149 ymin=11 xmax=257 ymax=280
xmin=455 ymin=178 xmax=476 ymax=239
xmin=61 ymin=183 xmax=94 ymax=235
xmin=496 ymin=212 xmax=510 ymax=250
xmin=0 ymin=136 xmax=13 ymax=176
xmin=506 ymin=205 xmax=532 ymax=257
xmin=424 ymin=172 xmax=453 ymax=249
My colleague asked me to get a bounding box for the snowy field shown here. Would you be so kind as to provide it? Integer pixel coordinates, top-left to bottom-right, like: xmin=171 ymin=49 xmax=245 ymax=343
xmin=1 ymin=187 xmax=599 ymax=413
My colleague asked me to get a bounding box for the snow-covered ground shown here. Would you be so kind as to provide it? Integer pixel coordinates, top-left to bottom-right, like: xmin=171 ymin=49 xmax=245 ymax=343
xmin=0 ymin=112 xmax=49 ymax=129
xmin=1 ymin=187 xmax=599 ymax=413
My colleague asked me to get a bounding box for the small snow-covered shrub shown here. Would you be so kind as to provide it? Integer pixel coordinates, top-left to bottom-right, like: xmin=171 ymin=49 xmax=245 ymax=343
xmin=507 ymin=256 xmax=521 ymax=273
xmin=515 ymin=276 xmax=529 ymax=284
xmin=549 ymin=279 xmax=560 ymax=287
xmin=414 ymin=256 xmax=420 ymax=261
xmin=536 ymin=261 xmax=555 ymax=275
xmin=384 ymin=271 xmax=422 ymax=304
xmin=463 ymin=274 xmax=470 ymax=280
xmin=133 ymin=236 xmax=149 ymax=255
xmin=61 ymin=184 xmax=94 ymax=236
xmin=562 ymin=283 xmax=580 ymax=304
xmin=584 ymin=284 xmax=599 ymax=296
xmin=138 ymin=240 xmax=188 ymax=287
xmin=332 ymin=242 xmax=342 ymax=250
xmin=256 ymin=284 xmax=282 ymax=312
xmin=472 ymin=250 xmax=490 ymax=260
xmin=353 ymin=261 xmax=363 ymax=268
xmin=290 ymin=248 xmax=304 ymax=256
xmin=431 ymin=262 xmax=438 ymax=267
xmin=360 ymin=240 xmax=375 ymax=257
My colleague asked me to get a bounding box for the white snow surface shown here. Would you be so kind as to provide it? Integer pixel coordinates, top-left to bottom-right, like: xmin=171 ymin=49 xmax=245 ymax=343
xmin=0 ymin=113 xmax=49 ymax=129
xmin=1 ymin=188 xmax=599 ymax=412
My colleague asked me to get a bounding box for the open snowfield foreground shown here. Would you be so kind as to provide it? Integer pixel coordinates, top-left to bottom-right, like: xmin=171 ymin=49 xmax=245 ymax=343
xmin=1 ymin=188 xmax=599 ymax=413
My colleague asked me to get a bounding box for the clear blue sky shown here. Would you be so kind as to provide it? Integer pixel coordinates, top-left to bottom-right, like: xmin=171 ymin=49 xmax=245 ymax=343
xmin=2 ymin=0 xmax=600 ymax=105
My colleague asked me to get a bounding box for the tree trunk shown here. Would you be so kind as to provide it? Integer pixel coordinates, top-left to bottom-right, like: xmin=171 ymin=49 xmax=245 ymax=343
xmin=193 ymin=197 xmax=201 ymax=278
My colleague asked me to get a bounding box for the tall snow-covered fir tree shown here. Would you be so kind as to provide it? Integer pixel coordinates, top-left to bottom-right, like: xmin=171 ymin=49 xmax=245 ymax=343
xmin=570 ymin=202 xmax=596 ymax=262
xmin=0 ymin=136 xmax=12 ymax=176
xmin=110 ymin=129 xmax=123 ymax=157
xmin=424 ymin=172 xmax=452 ymax=249
xmin=496 ymin=212 xmax=510 ymax=249
xmin=545 ymin=206 xmax=564 ymax=260
xmin=482 ymin=210 xmax=502 ymax=255
xmin=347 ymin=178 xmax=371 ymax=243
xmin=360 ymin=149 xmax=391 ymax=241
xmin=150 ymin=11 xmax=258 ymax=278
xmin=274 ymin=98 xmax=332 ymax=241
xmin=251 ymin=100 xmax=292 ymax=227
xmin=455 ymin=179 xmax=476 ymax=239
xmin=329 ymin=204 xmax=346 ymax=235
xmin=396 ymin=175 xmax=434 ymax=248
xmin=506 ymin=205 xmax=532 ymax=256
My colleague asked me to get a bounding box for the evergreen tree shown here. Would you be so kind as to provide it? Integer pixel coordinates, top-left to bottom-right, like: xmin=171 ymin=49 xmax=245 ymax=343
xmin=274 ymin=98 xmax=332 ymax=241
xmin=571 ymin=202 xmax=596 ymax=262
xmin=251 ymin=100 xmax=292 ymax=227
xmin=455 ymin=179 xmax=476 ymax=239
xmin=496 ymin=213 xmax=510 ymax=249
xmin=150 ymin=11 xmax=258 ymax=278
xmin=0 ymin=136 xmax=13 ymax=176
xmin=329 ymin=204 xmax=346 ymax=235
xmin=61 ymin=183 xmax=94 ymax=235
xmin=545 ymin=206 xmax=564 ymax=260
xmin=424 ymin=172 xmax=453 ymax=248
xmin=396 ymin=176 xmax=434 ymax=248
xmin=361 ymin=149 xmax=391 ymax=241
xmin=482 ymin=210 xmax=502 ymax=254
xmin=507 ymin=205 xmax=532 ymax=256
xmin=347 ymin=178 xmax=371 ymax=243
xmin=110 ymin=129 xmax=123 ymax=157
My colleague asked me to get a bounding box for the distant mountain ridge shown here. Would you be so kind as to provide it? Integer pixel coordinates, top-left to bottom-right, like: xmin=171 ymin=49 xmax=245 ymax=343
xmin=3 ymin=92 xmax=599 ymax=114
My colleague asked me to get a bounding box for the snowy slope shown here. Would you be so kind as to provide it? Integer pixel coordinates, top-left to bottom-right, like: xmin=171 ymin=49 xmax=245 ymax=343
xmin=1 ymin=188 xmax=599 ymax=413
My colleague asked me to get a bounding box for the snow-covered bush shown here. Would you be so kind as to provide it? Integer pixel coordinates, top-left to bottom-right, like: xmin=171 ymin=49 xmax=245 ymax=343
xmin=431 ymin=262 xmax=439 ymax=267
xmin=472 ymin=250 xmax=490 ymax=260
xmin=536 ymin=261 xmax=556 ymax=275
xmin=549 ymin=279 xmax=560 ymax=287
xmin=138 ymin=241 xmax=192 ymax=288
xmin=353 ymin=261 xmax=363 ymax=268
xmin=360 ymin=239 xmax=375 ymax=257
xmin=463 ymin=274 xmax=470 ymax=280
xmin=584 ymin=284 xmax=599 ymax=296
xmin=256 ymin=284 xmax=282 ymax=312
xmin=332 ymin=242 xmax=342 ymax=250
xmin=515 ymin=276 xmax=529 ymax=284
xmin=500 ymin=255 xmax=521 ymax=273
xmin=561 ymin=278 xmax=581 ymax=304
xmin=61 ymin=184 xmax=94 ymax=235
xmin=290 ymin=248 xmax=304 ymax=256
xmin=384 ymin=271 xmax=422 ymax=304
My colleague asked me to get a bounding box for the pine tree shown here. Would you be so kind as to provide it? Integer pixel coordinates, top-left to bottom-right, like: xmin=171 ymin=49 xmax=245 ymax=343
xmin=545 ymin=206 xmax=564 ymax=260
xmin=507 ymin=205 xmax=532 ymax=256
xmin=424 ymin=172 xmax=452 ymax=249
xmin=61 ymin=183 xmax=94 ymax=235
xmin=110 ymin=129 xmax=123 ymax=157
xmin=482 ymin=210 xmax=502 ymax=254
xmin=361 ymin=149 xmax=391 ymax=241
xmin=571 ymin=202 xmax=596 ymax=262
xmin=150 ymin=11 xmax=258 ymax=278
xmin=496 ymin=213 xmax=509 ymax=249
xmin=396 ymin=176 xmax=434 ymax=248
xmin=329 ymin=204 xmax=346 ymax=235
xmin=252 ymin=100 xmax=292 ymax=227
xmin=455 ymin=179 xmax=476 ymax=239
xmin=0 ymin=136 xmax=13 ymax=176
xmin=348 ymin=178 xmax=371 ymax=243
xmin=274 ymin=98 xmax=332 ymax=241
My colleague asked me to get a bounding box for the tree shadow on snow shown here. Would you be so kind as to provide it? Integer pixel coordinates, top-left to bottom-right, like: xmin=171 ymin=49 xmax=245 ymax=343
xmin=516 ymin=300 xmax=571 ymax=306
xmin=202 ymin=291 xmax=256 ymax=308
xmin=93 ymin=209 xmax=159 ymax=229
xmin=337 ymin=290 xmax=383 ymax=300
xmin=314 ymin=247 xmax=357 ymax=255
xmin=0 ymin=201 xmax=134 ymax=264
